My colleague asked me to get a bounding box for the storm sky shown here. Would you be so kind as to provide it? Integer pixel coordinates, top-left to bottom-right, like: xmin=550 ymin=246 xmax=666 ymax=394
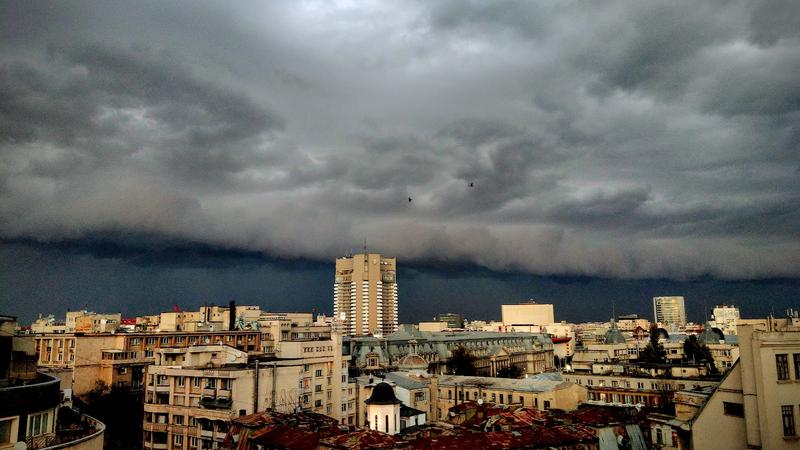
xmin=1 ymin=1 xmax=799 ymax=322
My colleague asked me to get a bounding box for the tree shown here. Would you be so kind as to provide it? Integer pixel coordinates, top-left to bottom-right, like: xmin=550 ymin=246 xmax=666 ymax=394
xmin=683 ymin=336 xmax=719 ymax=374
xmin=496 ymin=365 xmax=523 ymax=379
xmin=446 ymin=345 xmax=477 ymax=376
xmin=639 ymin=324 xmax=666 ymax=363
xmin=79 ymin=381 xmax=144 ymax=450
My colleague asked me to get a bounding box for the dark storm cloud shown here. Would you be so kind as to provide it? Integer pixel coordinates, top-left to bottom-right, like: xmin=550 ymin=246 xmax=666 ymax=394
xmin=1 ymin=0 xmax=799 ymax=279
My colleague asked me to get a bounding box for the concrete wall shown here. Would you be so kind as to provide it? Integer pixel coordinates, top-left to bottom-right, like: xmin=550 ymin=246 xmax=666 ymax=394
xmin=692 ymin=364 xmax=746 ymax=450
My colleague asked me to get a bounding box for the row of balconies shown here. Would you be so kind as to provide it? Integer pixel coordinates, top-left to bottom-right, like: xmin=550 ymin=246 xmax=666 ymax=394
xmin=143 ymin=422 xmax=200 ymax=436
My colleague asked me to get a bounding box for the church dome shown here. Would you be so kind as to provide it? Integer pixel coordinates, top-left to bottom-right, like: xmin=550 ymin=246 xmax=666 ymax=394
xmin=604 ymin=322 xmax=626 ymax=345
xmin=365 ymin=382 xmax=401 ymax=405
xmin=697 ymin=323 xmax=724 ymax=345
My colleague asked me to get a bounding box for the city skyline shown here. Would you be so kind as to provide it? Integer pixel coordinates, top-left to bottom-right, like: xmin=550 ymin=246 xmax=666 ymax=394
xmin=3 ymin=240 xmax=798 ymax=327
xmin=1 ymin=1 xmax=799 ymax=328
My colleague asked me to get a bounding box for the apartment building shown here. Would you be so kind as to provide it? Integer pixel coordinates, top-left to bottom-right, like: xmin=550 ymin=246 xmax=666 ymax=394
xmin=647 ymin=320 xmax=800 ymax=449
xmin=34 ymin=330 xmax=262 ymax=397
xmin=142 ymin=335 xmax=356 ymax=450
xmin=1 ymin=316 xmax=105 ymax=450
xmin=653 ymin=296 xmax=687 ymax=327
xmin=711 ymin=304 xmax=740 ymax=335
xmin=333 ymin=253 xmax=398 ymax=336
xmin=561 ymin=372 xmax=718 ymax=410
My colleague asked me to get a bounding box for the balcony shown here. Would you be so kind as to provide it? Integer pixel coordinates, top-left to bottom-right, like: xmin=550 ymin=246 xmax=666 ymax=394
xmin=143 ymin=422 xmax=168 ymax=433
xmin=27 ymin=412 xmax=105 ymax=450
xmin=0 ymin=373 xmax=61 ymax=422
xmin=199 ymin=396 xmax=232 ymax=410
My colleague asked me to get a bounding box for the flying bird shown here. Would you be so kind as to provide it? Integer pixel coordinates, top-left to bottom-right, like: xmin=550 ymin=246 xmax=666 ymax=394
xmin=468 ymin=182 xmax=474 ymax=187
xmin=408 ymin=197 xmax=413 ymax=203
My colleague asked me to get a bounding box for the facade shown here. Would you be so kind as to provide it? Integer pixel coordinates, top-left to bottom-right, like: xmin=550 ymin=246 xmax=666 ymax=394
xmin=345 ymin=326 xmax=554 ymax=377
xmin=34 ymin=330 xmax=262 ymax=397
xmin=711 ymin=304 xmax=740 ymax=336
xmin=333 ymin=253 xmax=398 ymax=336
xmin=653 ymin=296 xmax=687 ymax=327
xmin=562 ymin=372 xmax=718 ymax=411
xmin=429 ymin=373 xmax=586 ymax=421
xmin=142 ymin=336 xmax=356 ymax=450
xmin=501 ymin=302 xmax=555 ymax=327
xmin=1 ymin=316 xmax=105 ymax=450
xmin=432 ymin=313 xmax=464 ymax=329
xmin=355 ymin=372 xmax=586 ymax=425
xmin=649 ymin=320 xmax=800 ymax=449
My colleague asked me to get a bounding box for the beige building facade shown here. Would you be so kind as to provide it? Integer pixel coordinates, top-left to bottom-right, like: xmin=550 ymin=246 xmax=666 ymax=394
xmin=501 ymin=302 xmax=555 ymax=327
xmin=333 ymin=253 xmax=398 ymax=336
xmin=657 ymin=320 xmax=800 ymax=449
xmin=143 ymin=336 xmax=356 ymax=450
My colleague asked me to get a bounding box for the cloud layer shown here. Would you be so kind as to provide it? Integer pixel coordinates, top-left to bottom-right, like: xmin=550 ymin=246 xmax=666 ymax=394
xmin=1 ymin=0 xmax=799 ymax=279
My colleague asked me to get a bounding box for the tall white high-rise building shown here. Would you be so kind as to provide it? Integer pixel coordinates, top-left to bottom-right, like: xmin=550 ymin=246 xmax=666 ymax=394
xmin=712 ymin=304 xmax=741 ymax=335
xmin=653 ymin=296 xmax=687 ymax=326
xmin=333 ymin=253 xmax=397 ymax=336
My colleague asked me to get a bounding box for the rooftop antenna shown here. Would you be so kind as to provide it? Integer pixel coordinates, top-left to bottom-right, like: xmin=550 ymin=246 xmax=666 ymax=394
xmin=363 ymin=238 xmax=368 ymax=255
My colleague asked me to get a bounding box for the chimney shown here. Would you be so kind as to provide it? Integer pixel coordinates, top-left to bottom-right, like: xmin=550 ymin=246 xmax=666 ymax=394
xmin=229 ymin=300 xmax=236 ymax=331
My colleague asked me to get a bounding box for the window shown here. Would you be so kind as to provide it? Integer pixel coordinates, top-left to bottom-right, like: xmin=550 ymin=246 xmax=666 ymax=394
xmin=315 ymin=399 xmax=322 ymax=407
xmin=174 ymin=435 xmax=183 ymax=445
xmin=206 ymin=378 xmax=216 ymax=388
xmin=656 ymin=428 xmax=663 ymax=445
xmin=174 ymin=415 xmax=184 ymax=425
xmin=723 ymin=402 xmax=744 ymax=417
xmin=189 ymin=417 xmax=197 ymax=427
xmin=543 ymin=400 xmax=550 ymax=410
xmin=794 ymin=354 xmax=800 ymax=380
xmin=189 ymin=436 xmax=198 ymax=447
xmin=161 ymin=337 xmax=170 ymax=345
xmin=177 ymin=377 xmax=185 ymax=387
xmin=131 ymin=338 xmax=141 ymax=345
xmin=499 ymin=394 xmax=504 ymax=404
xmin=777 ymin=354 xmax=790 ymax=380
xmin=27 ymin=410 xmax=51 ymax=437
xmin=0 ymin=418 xmax=14 ymax=444
xmin=146 ymin=337 xmax=156 ymax=345
xmin=193 ymin=377 xmax=201 ymax=387
xmin=315 ymin=384 xmax=322 ymax=392
xmin=783 ymin=405 xmax=796 ymax=437
xmin=315 ymin=369 xmax=323 ymax=377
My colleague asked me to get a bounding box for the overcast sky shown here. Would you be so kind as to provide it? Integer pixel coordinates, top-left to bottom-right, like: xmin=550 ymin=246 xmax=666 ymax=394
xmin=1 ymin=0 xmax=799 ymax=282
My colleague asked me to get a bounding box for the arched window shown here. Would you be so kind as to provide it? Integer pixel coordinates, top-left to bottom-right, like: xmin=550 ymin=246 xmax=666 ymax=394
xmin=385 ymin=415 xmax=389 ymax=432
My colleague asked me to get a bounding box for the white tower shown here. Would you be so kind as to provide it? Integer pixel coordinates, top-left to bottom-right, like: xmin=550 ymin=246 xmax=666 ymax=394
xmin=365 ymin=382 xmax=401 ymax=435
